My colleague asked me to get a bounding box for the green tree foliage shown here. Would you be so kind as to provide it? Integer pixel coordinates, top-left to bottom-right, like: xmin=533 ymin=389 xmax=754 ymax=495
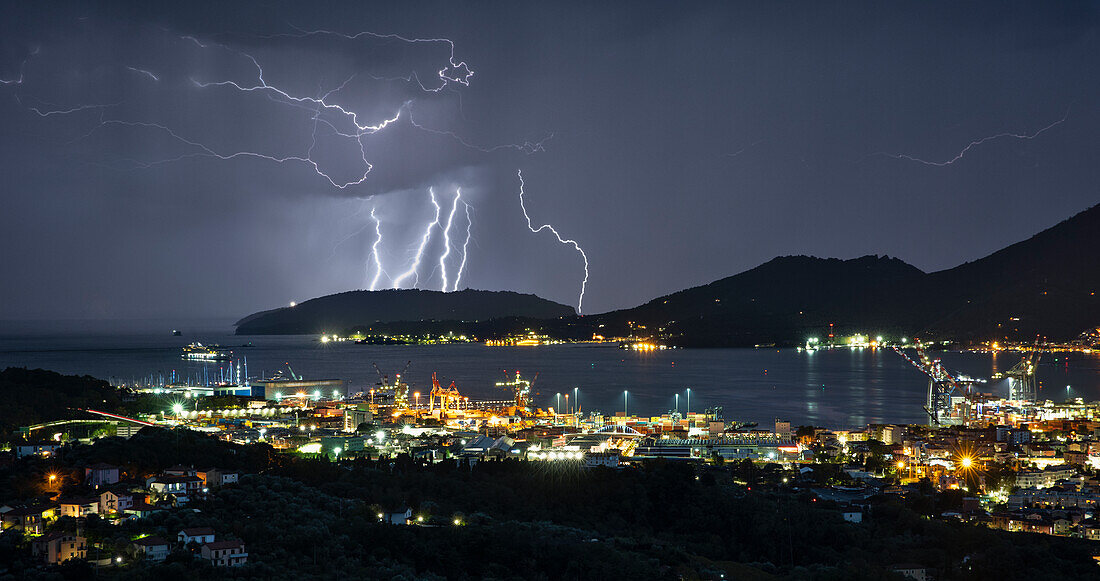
xmin=0 ymin=368 xmax=123 ymax=436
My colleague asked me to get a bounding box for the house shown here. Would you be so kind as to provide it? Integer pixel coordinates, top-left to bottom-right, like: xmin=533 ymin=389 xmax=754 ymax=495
xmin=98 ymin=486 xmax=134 ymax=515
xmin=32 ymin=533 xmax=86 ymax=564
xmin=147 ymin=475 xmax=187 ymax=496
xmin=57 ymin=497 xmax=99 ymax=518
xmin=84 ymin=463 xmax=120 ymax=487
xmin=201 ymin=539 xmax=247 ymax=566
xmin=147 ymin=475 xmax=202 ymax=503
xmin=179 ymin=527 xmax=216 ymax=546
xmin=124 ymin=500 xmax=163 ymax=519
xmin=380 ymin=507 xmax=413 ymax=525
xmin=132 ymin=536 xmax=170 ymax=562
xmin=164 ymin=465 xmax=196 ymax=477
xmin=14 ymin=443 xmax=61 ymax=458
xmin=195 ymin=468 xmax=238 ymax=489
xmin=891 ymin=564 xmax=929 ymax=581
xmin=1 ymin=505 xmax=56 ymax=534
xmin=842 ymin=510 xmax=863 ymax=524
xmin=179 ymin=475 xmax=205 ymax=494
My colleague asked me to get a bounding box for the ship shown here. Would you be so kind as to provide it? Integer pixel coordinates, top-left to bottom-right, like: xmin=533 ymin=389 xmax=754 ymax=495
xmin=181 ymin=342 xmax=231 ymax=361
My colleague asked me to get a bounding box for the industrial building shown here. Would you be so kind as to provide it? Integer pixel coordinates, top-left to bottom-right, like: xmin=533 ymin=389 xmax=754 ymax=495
xmin=252 ymin=379 xmax=347 ymax=401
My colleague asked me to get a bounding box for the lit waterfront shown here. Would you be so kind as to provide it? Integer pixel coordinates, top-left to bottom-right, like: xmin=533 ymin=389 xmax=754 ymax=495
xmin=2 ymin=326 xmax=1098 ymax=428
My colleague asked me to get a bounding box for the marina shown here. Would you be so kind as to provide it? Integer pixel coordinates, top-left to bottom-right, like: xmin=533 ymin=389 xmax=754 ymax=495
xmin=2 ymin=327 xmax=1098 ymax=428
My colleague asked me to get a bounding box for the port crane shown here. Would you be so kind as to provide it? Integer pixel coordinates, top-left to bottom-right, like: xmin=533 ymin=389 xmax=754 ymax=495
xmin=1006 ymin=339 xmax=1042 ymax=402
xmin=428 ymin=372 xmax=463 ymax=417
xmin=371 ymin=361 xmax=411 ymax=407
xmin=496 ymin=370 xmax=537 ymax=412
xmin=285 ymin=363 xmax=302 ymax=381
xmin=894 ymin=342 xmax=975 ymax=425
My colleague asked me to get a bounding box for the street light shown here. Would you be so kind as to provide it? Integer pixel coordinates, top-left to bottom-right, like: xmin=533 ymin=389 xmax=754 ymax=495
xmin=623 ymin=390 xmax=629 ymax=417
xmin=414 ymin=391 xmax=420 ymax=412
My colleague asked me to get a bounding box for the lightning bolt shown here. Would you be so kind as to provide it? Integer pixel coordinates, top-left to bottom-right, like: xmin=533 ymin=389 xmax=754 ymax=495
xmin=517 ymin=170 xmax=589 ymax=314
xmin=439 ymin=188 xmax=462 ymax=291
xmin=392 ymin=188 xmax=441 ymax=289
xmin=126 ymin=67 xmax=159 ymax=81
xmin=71 ymin=117 xmax=386 ymax=189
xmin=0 ymin=47 xmax=39 ymax=85
xmin=3 ymin=27 xmax=549 ymax=299
xmin=261 ymin=25 xmax=474 ymax=91
xmin=408 ymin=105 xmax=552 ymax=154
xmin=368 ymin=206 xmax=387 ymax=291
xmin=877 ymin=109 xmax=1069 ymax=166
xmin=24 ymin=97 xmax=119 ymax=117
xmin=452 ymin=203 xmax=473 ymax=292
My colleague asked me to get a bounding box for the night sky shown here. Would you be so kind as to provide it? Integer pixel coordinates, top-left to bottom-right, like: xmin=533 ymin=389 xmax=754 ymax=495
xmin=1 ymin=1 xmax=1097 ymax=320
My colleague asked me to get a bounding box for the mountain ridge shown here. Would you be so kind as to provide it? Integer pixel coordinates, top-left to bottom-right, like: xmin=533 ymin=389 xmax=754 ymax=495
xmin=236 ymin=204 xmax=1100 ymax=345
xmin=234 ymin=289 xmax=575 ymax=335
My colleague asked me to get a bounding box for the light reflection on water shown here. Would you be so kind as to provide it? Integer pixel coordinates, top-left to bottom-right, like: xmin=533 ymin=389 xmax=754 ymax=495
xmin=0 ymin=326 xmax=1097 ymax=428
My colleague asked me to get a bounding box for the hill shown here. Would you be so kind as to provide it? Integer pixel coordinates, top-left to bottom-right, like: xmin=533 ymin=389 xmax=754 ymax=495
xmin=0 ymin=367 xmax=121 ymax=436
xmin=583 ymin=204 xmax=1100 ymax=346
xmin=234 ymin=289 xmax=575 ymax=335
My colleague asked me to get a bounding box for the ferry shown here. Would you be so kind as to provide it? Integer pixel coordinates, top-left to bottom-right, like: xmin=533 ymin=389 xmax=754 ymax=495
xmin=182 ymin=342 xmax=230 ymax=361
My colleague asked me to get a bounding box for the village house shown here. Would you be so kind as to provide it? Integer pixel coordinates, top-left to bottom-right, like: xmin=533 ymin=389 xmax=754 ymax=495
xmin=201 ymin=539 xmax=248 ymax=566
xmin=31 ymin=533 xmax=86 ymax=564
xmin=57 ymin=497 xmax=98 ymax=518
xmin=84 ymin=463 xmax=120 ymax=487
xmin=132 ymin=536 xmax=171 ymax=562
xmin=97 ymin=485 xmax=135 ymax=515
xmin=179 ymin=527 xmax=216 ymax=546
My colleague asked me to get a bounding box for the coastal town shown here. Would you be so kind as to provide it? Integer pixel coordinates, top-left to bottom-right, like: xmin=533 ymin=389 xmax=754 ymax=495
xmin=4 ymin=337 xmax=1100 ymax=578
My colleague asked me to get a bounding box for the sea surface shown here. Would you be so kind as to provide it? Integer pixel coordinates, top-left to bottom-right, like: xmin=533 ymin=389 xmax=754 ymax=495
xmin=1 ymin=319 xmax=1098 ymax=428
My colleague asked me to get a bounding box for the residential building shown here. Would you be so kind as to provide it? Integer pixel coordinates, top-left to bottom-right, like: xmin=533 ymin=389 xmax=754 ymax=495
xmin=98 ymin=486 xmax=134 ymax=515
xmin=32 ymin=533 xmax=86 ymax=564
xmin=381 ymin=507 xmax=413 ymax=525
xmin=201 ymin=540 xmax=248 ymax=566
xmin=344 ymin=404 xmax=373 ymax=432
xmin=1016 ymin=465 xmax=1076 ymax=489
xmin=84 ymin=463 xmax=120 ymax=487
xmin=195 ymin=468 xmax=238 ymax=489
xmin=891 ymin=564 xmax=929 ymax=581
xmin=179 ymin=527 xmax=216 ymax=546
xmin=1 ymin=505 xmax=55 ymax=534
xmin=132 ymin=536 xmax=170 ymax=562
xmin=164 ymin=465 xmax=196 ymax=477
xmin=57 ymin=497 xmax=98 ymax=518
xmin=15 ymin=443 xmax=61 ymax=458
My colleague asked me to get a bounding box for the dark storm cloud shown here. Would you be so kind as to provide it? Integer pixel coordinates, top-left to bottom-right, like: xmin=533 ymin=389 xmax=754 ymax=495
xmin=1 ymin=1 xmax=1098 ymax=320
